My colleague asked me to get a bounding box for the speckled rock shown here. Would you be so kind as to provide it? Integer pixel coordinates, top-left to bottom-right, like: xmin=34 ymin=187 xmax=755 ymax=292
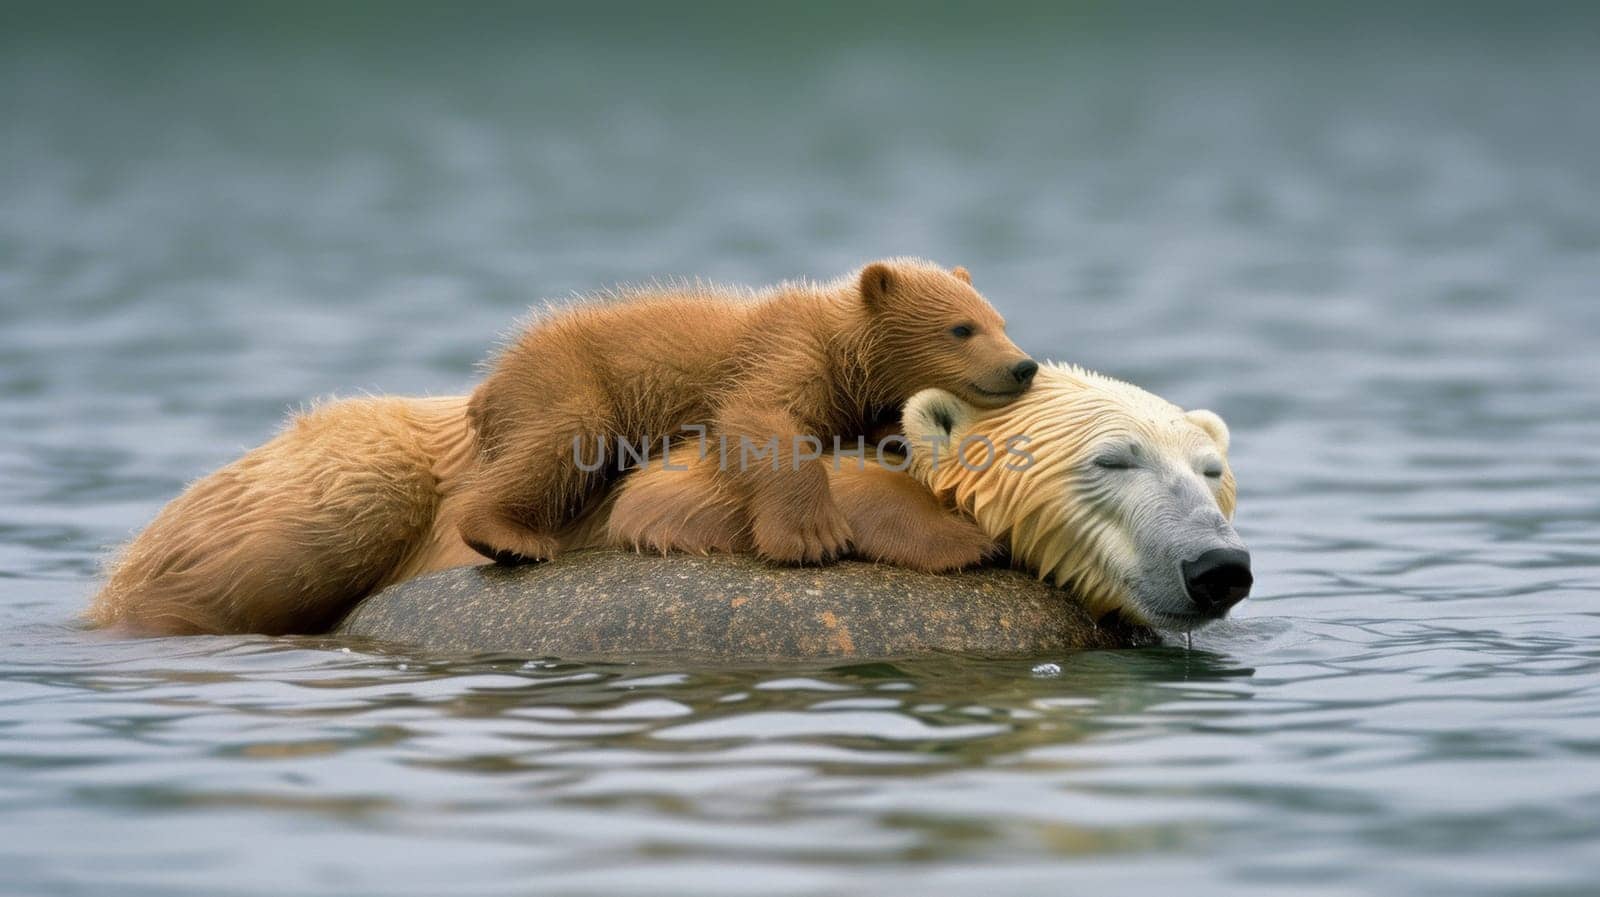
xmin=334 ymin=550 xmax=1158 ymax=661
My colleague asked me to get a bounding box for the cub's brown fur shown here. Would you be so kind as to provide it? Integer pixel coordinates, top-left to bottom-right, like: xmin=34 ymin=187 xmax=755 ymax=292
xmin=461 ymin=258 xmax=1035 ymax=566
xmin=89 ymin=397 xmax=985 ymax=636
xmin=607 ymin=447 xmax=995 ymax=574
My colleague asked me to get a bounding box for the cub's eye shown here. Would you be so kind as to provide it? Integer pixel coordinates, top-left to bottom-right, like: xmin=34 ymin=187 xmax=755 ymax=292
xmin=1203 ymin=463 xmax=1225 ymax=479
xmin=1093 ymin=456 xmax=1135 ymax=471
xmin=950 ymin=324 xmax=974 ymax=339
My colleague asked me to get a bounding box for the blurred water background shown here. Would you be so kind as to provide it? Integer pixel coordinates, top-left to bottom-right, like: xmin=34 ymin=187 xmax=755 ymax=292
xmin=3 ymin=3 xmax=1599 ymax=895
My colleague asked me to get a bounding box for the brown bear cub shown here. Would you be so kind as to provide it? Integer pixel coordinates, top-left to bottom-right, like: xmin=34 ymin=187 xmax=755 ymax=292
xmin=461 ymin=258 xmax=1037 ymax=566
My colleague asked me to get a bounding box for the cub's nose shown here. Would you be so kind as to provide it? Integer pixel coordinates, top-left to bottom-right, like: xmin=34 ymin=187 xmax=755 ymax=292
xmin=1010 ymin=359 xmax=1039 ymax=386
xmin=1181 ymin=547 xmax=1253 ymax=616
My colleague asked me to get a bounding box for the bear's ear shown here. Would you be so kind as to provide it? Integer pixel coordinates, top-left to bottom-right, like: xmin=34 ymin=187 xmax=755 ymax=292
xmin=1186 ymin=409 xmax=1231 ymax=453
xmin=902 ymin=388 xmax=975 ymax=444
xmin=859 ymin=262 xmax=895 ymax=311
xmin=951 ymin=266 xmax=972 ymax=285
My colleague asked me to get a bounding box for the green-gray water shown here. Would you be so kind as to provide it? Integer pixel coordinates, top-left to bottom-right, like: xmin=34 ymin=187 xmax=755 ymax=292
xmin=3 ymin=5 xmax=1598 ymax=895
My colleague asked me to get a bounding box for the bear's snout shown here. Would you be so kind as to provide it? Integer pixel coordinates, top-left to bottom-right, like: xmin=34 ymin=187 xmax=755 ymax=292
xmin=1181 ymin=547 xmax=1253 ymax=617
xmin=1010 ymin=359 xmax=1039 ymax=387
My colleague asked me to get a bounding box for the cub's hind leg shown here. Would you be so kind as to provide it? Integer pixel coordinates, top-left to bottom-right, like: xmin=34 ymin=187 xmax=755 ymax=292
xmin=459 ymin=380 xmax=617 ymax=565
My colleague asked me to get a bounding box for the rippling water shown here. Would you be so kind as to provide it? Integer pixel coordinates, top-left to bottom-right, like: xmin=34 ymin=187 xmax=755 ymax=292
xmin=4 ymin=5 xmax=1599 ymax=895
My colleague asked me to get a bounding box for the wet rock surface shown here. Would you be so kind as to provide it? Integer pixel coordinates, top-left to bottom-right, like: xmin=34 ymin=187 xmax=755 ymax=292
xmin=335 ymin=550 xmax=1157 ymax=661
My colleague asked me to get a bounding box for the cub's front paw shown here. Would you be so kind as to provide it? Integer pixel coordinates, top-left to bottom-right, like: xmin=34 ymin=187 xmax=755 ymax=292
xmin=860 ymin=514 xmax=995 ymax=573
xmin=751 ymin=500 xmax=854 ymax=565
xmin=459 ymin=517 xmax=559 ymax=566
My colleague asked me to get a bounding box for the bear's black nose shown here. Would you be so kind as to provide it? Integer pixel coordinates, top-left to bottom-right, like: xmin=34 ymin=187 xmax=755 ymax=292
xmin=1010 ymin=359 xmax=1039 ymax=386
xmin=1182 ymin=547 xmax=1253 ymax=616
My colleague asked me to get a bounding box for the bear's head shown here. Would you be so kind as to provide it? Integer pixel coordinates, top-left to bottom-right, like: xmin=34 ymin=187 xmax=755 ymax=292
xmin=856 ymin=259 xmax=1037 ymax=409
xmin=901 ymin=363 xmax=1251 ymax=629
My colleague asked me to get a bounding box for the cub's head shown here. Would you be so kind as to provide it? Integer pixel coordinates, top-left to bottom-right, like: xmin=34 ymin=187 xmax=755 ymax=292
xmin=856 ymin=259 xmax=1037 ymax=409
xmin=902 ymin=364 xmax=1251 ymax=630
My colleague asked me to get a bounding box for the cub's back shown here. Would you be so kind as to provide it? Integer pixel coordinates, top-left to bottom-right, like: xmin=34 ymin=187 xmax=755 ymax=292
xmin=489 ymin=287 xmax=757 ymax=433
xmin=585 ymin=291 xmax=753 ymax=384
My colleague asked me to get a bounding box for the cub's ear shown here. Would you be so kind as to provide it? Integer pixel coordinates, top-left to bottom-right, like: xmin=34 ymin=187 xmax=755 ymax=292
xmin=951 ymin=265 xmax=972 ymax=285
xmin=859 ymin=262 xmax=895 ymax=311
xmin=902 ymin=388 xmax=976 ymax=444
xmin=1186 ymin=409 xmax=1231 ymax=453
